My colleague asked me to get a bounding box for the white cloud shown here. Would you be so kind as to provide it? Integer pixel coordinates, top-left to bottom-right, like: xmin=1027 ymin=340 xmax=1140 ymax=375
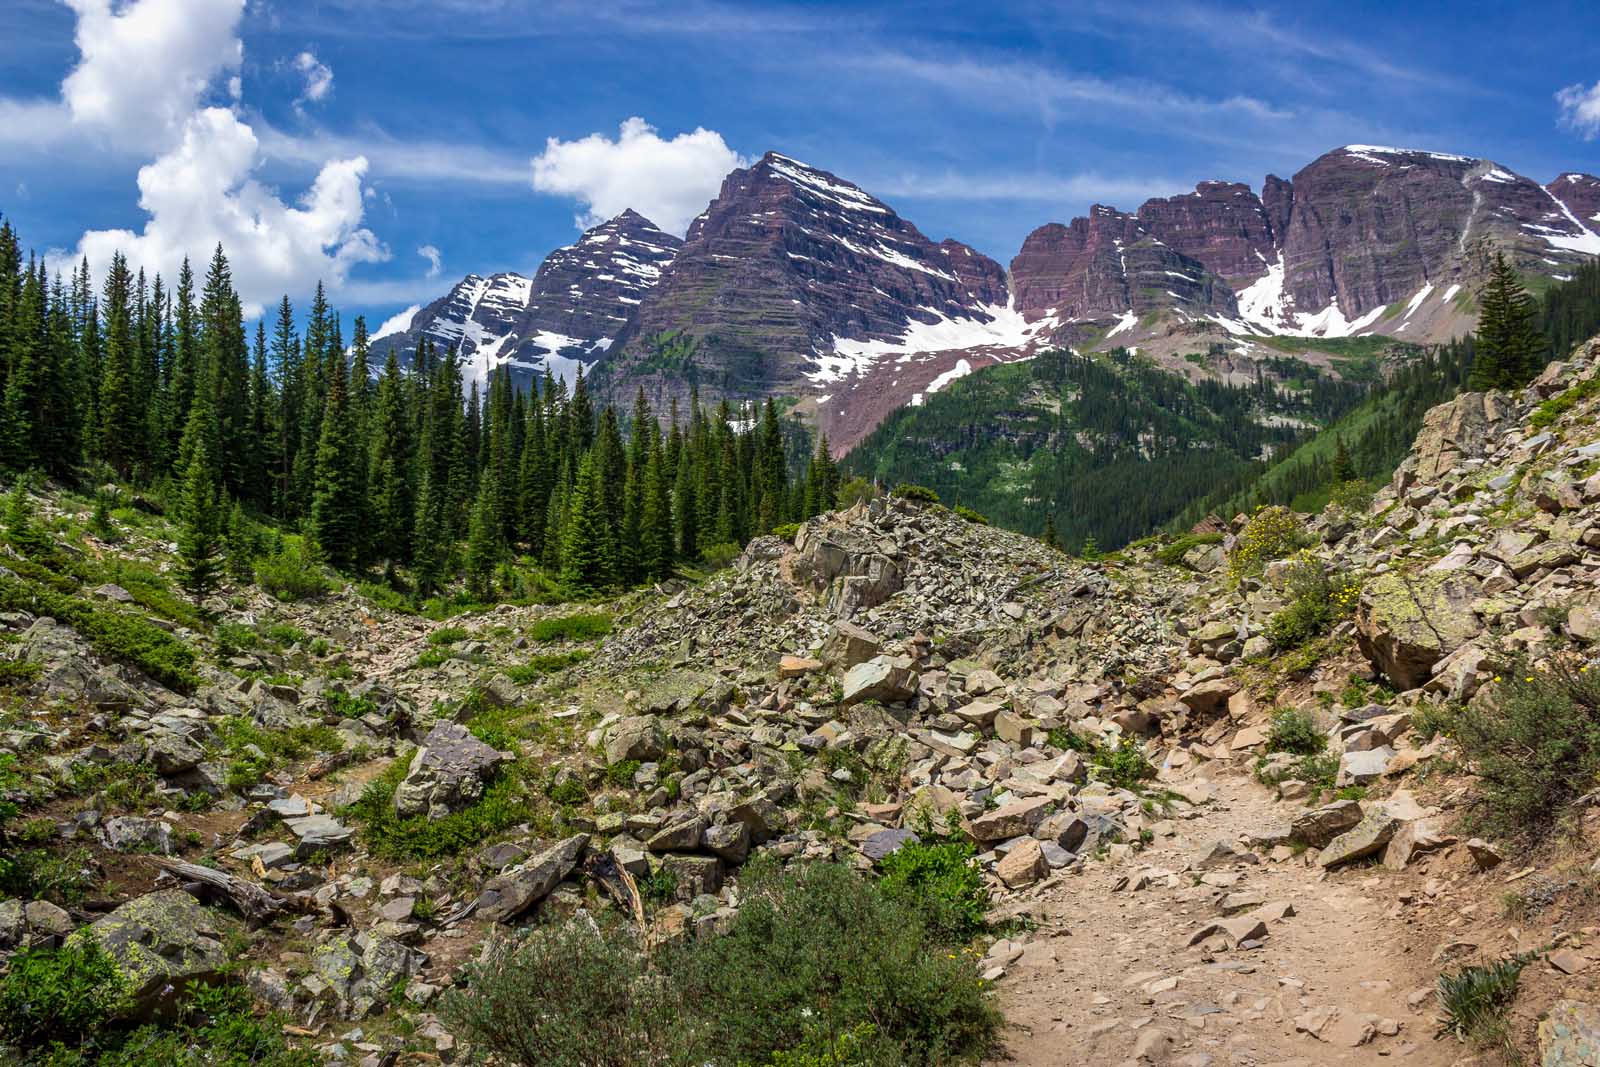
xmin=292 ymin=50 xmax=334 ymax=112
xmin=417 ymin=244 xmax=442 ymax=277
xmin=530 ymin=116 xmax=745 ymax=236
xmin=373 ymin=303 xmax=421 ymax=340
xmin=75 ymin=108 xmax=387 ymax=317
xmin=61 ymin=0 xmax=245 ymax=147
xmin=1557 ymin=81 xmax=1600 ymax=140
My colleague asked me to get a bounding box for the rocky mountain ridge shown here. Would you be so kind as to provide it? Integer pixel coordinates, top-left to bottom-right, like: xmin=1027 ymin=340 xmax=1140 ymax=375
xmin=393 ymin=146 xmax=1600 ymax=452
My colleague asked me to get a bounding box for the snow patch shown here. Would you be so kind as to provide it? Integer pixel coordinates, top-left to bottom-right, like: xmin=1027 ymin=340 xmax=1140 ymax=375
xmin=1106 ymin=309 xmax=1138 ymax=338
xmin=812 ymin=301 xmax=1056 ymax=386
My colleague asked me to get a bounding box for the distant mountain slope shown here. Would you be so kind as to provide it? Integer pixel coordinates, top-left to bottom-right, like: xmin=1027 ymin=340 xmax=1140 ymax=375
xmin=369 ymin=210 xmax=680 ymax=392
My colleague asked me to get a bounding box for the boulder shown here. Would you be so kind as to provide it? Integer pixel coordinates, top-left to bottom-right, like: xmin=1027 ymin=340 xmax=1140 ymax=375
xmin=100 ymin=816 xmax=175 ymax=855
xmin=1318 ymin=811 xmax=1399 ymax=869
xmin=861 ymin=827 xmax=919 ymax=862
xmin=1289 ymin=800 xmax=1363 ymax=848
xmin=1538 ymin=999 xmax=1600 ymax=1067
xmin=393 ymin=721 xmax=510 ymax=819
xmin=996 ymin=839 xmax=1047 ymax=888
xmin=604 ymin=715 xmax=667 ymax=766
xmin=1355 ymin=571 xmax=1482 ymax=689
xmin=476 ymin=834 xmax=589 ymax=923
xmin=820 ymin=622 xmax=883 ymax=668
xmin=840 ymin=657 xmax=918 ymax=706
xmin=1179 ymin=677 xmax=1239 ymax=716
xmin=73 ymin=890 xmax=227 ymax=1018
xmin=966 ymin=797 xmax=1050 ymax=843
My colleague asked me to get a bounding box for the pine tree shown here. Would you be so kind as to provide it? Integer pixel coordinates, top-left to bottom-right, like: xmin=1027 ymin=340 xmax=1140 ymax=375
xmin=1469 ymin=251 xmax=1545 ymax=390
xmin=560 ymin=450 xmax=613 ymax=594
xmin=465 ymin=477 xmax=500 ymax=602
xmin=412 ymin=472 xmax=448 ymax=600
xmin=310 ymin=346 xmax=363 ymax=569
xmin=640 ymin=443 xmax=672 ymax=581
xmin=1042 ymin=512 xmax=1060 ymax=550
xmin=1329 ymin=436 xmax=1354 ymax=484
xmin=175 ymin=417 xmax=224 ymax=604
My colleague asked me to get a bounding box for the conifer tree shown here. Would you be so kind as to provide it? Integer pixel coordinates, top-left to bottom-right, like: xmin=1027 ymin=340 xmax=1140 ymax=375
xmin=175 ymin=415 xmax=224 ymax=604
xmin=1469 ymin=252 xmax=1545 ymax=390
xmin=465 ymin=476 xmax=500 ymax=602
xmin=310 ymin=347 xmax=363 ymax=569
xmin=560 ymin=450 xmax=613 ymax=594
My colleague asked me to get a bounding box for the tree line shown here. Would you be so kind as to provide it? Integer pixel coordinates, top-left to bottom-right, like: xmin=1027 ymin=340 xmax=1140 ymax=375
xmin=0 ymin=218 xmax=843 ymax=603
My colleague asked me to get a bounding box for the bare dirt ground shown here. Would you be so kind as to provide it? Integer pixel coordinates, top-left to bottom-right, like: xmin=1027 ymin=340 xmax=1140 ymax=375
xmin=987 ymin=767 xmax=1459 ymax=1067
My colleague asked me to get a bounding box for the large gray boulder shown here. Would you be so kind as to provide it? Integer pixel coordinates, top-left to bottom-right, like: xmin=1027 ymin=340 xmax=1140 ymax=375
xmin=603 ymin=715 xmax=666 ymax=766
xmin=1355 ymin=570 xmax=1482 ymax=689
xmin=393 ymin=721 xmax=510 ymax=820
xmin=840 ymin=657 xmax=918 ymax=706
xmin=72 ymin=890 xmax=227 ymax=1018
xmin=476 ymin=834 xmax=589 ymax=923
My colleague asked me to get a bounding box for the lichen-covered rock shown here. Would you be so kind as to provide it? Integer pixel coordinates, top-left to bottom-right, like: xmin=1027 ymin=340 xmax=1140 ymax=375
xmin=840 ymin=657 xmax=917 ymax=706
xmin=476 ymin=834 xmax=589 ymax=923
xmin=393 ymin=720 xmax=509 ymax=820
xmin=1355 ymin=570 xmax=1482 ymax=689
xmin=603 ymin=715 xmax=666 ymax=766
xmin=73 ymin=890 xmax=227 ymax=1018
xmin=1539 ymin=999 xmax=1600 ymax=1067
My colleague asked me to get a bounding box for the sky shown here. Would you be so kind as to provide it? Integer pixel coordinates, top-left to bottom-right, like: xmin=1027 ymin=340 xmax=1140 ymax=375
xmin=1 ymin=0 xmax=1598 ymax=329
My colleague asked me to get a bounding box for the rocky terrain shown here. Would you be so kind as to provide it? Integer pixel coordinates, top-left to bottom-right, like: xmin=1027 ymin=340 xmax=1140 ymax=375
xmin=8 ymin=332 xmax=1600 ymax=1064
xmin=392 ymin=146 xmax=1600 ymax=451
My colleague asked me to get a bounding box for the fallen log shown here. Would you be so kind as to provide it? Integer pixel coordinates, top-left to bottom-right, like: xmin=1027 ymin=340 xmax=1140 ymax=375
xmin=155 ymin=858 xmax=299 ymax=924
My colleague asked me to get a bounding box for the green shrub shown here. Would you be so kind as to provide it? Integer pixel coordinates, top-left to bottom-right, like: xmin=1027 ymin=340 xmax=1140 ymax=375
xmin=505 ymin=649 xmax=591 ymax=683
xmin=771 ymin=522 xmax=802 ymax=541
xmin=699 ymin=541 xmax=741 ymax=570
xmin=0 ymin=846 xmax=95 ymax=904
xmin=1228 ymin=505 xmax=1301 ymax=583
xmin=604 ymin=759 xmax=641 ymax=788
xmin=547 ymin=777 xmax=586 ymax=806
xmin=1265 ymin=555 xmax=1361 ymax=651
xmin=0 ymin=940 xmax=127 ymax=1052
xmin=836 ymin=477 xmax=875 ymax=509
xmin=428 ymin=625 xmax=470 ymax=646
xmin=953 ymin=505 xmax=987 ymax=525
xmin=767 ymin=1024 xmax=880 ymax=1066
xmin=890 ymin=484 xmax=940 ymax=506
xmin=345 ymin=756 xmax=530 ymax=859
xmin=415 ymin=647 xmax=450 ymax=668
xmin=1045 ymin=730 xmax=1153 ymax=791
xmin=665 ymin=860 xmax=997 ymax=1066
xmin=1528 ymin=375 xmax=1600 ymax=430
xmin=876 ymin=840 xmax=988 ymax=942
xmin=0 ymin=658 xmax=41 ymax=686
xmin=1452 ymin=661 xmax=1600 ymax=839
xmin=440 ymin=921 xmax=696 ymax=1067
xmin=325 ymin=691 xmax=376 ymax=721
xmin=258 ymin=623 xmax=306 ymax=648
xmin=255 ymin=542 xmax=332 ymax=602
xmin=1264 ymin=707 xmax=1325 ymax=756
xmin=0 ymin=575 xmax=198 ymax=692
xmin=1436 ymin=953 xmax=1535 ymax=1050
xmin=530 ymin=612 xmax=613 ymax=643
xmin=1155 ymin=532 xmax=1223 ymax=567
xmin=1254 ymin=751 xmax=1339 ymax=790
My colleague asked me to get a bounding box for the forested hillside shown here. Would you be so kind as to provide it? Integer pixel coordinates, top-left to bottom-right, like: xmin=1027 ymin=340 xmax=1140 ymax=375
xmin=843 ymin=347 xmax=1380 ymax=551
xmin=0 ymin=218 xmax=839 ymax=608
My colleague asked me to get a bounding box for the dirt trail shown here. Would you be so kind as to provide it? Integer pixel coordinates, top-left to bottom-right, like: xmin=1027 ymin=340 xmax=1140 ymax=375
xmin=988 ymin=768 xmax=1457 ymax=1067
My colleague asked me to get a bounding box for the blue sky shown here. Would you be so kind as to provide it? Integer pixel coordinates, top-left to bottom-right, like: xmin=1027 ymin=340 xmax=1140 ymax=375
xmin=2 ymin=0 xmax=1598 ymax=328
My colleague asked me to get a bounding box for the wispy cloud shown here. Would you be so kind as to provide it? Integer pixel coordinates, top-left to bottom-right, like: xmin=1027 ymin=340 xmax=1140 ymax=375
xmin=1557 ymin=80 xmax=1600 ymax=139
xmin=870 ymin=170 xmax=1186 ymax=207
xmin=255 ymin=123 xmax=532 ymax=185
xmin=417 ymin=243 xmax=442 ymax=276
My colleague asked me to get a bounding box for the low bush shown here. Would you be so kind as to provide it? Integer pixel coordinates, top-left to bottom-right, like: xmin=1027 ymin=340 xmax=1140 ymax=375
xmin=441 ymin=860 xmax=998 ymax=1067
xmin=953 ymin=505 xmax=987 ymax=525
xmin=1451 ymin=661 xmax=1600 ymax=839
xmin=699 ymin=541 xmax=741 ymax=570
xmin=770 ymin=521 xmax=802 ymax=542
xmin=530 ymin=612 xmax=612 ymax=643
xmin=1265 ymin=555 xmax=1360 ymax=651
xmin=891 ymin=484 xmax=940 ymax=506
xmin=1154 ymin=531 xmax=1224 ymax=567
xmin=1227 ymin=505 xmax=1301 ymax=583
xmin=505 ymin=649 xmax=591 ymax=683
xmin=877 ymin=840 xmax=988 ymax=942
xmin=1436 ymin=953 xmax=1535 ymax=1050
xmin=345 ymin=755 xmax=531 ymax=860
xmin=0 ymin=658 xmax=41 ymax=686
xmin=1046 ymin=730 xmax=1154 ymax=790
xmin=0 ymin=575 xmax=198 ymax=692
xmin=1528 ymin=375 xmax=1600 ymax=430
xmin=255 ymin=542 xmax=333 ymax=602
xmin=0 ymin=940 xmax=126 ymax=1053
xmin=1264 ymin=707 xmax=1325 ymax=756
xmin=428 ymin=625 xmax=470 ymax=646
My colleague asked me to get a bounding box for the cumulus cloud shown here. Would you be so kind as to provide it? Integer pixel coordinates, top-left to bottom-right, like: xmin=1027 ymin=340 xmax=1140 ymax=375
xmin=61 ymin=0 xmax=245 ymax=147
xmin=75 ymin=108 xmax=387 ymax=318
xmin=292 ymin=50 xmax=334 ymax=112
xmin=417 ymin=244 xmax=442 ymax=277
xmin=1557 ymin=80 xmax=1600 ymax=139
xmin=373 ymin=303 xmax=421 ymax=340
xmin=531 ymin=116 xmax=744 ymax=236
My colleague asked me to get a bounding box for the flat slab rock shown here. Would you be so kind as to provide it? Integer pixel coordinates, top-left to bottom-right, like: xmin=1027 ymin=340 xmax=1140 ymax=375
xmin=1541 ymin=998 xmax=1600 ymax=1066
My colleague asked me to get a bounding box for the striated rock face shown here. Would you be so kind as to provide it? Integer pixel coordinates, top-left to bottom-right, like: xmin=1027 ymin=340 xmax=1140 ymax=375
xmin=1135 ymin=181 xmax=1277 ymax=287
xmin=602 ymin=152 xmax=1011 ymax=416
xmin=369 ymin=211 xmax=681 ymax=393
xmin=1267 ymin=147 xmax=1600 ymax=326
xmin=1009 ymin=205 xmax=1236 ymax=325
xmin=1549 ymin=172 xmax=1600 ymax=230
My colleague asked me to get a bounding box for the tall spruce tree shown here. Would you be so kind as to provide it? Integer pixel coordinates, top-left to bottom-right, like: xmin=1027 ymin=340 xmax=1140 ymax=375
xmin=1469 ymin=251 xmax=1545 ymax=391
